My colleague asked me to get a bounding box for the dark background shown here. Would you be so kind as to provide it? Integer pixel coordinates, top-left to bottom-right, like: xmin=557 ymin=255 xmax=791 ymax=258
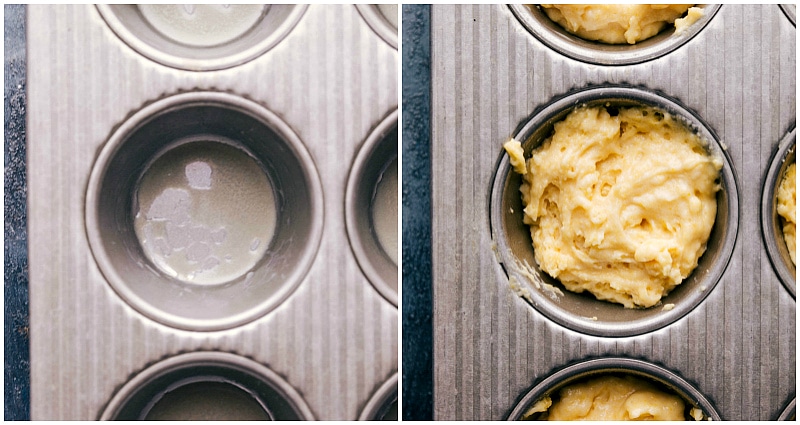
xmin=401 ymin=4 xmax=433 ymax=421
xmin=3 ymin=4 xmax=433 ymax=420
xmin=5 ymin=4 xmax=30 ymax=421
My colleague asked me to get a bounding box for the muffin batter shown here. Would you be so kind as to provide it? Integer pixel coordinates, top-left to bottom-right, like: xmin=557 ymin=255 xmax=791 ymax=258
xmin=538 ymin=5 xmax=702 ymax=45
xmin=505 ymin=105 xmax=721 ymax=308
xmin=523 ymin=375 xmax=687 ymax=421
xmin=777 ymin=162 xmax=796 ymax=266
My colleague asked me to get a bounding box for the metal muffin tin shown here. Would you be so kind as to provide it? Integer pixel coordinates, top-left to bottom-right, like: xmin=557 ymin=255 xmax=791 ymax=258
xmin=431 ymin=4 xmax=795 ymax=420
xmin=27 ymin=4 xmax=397 ymax=420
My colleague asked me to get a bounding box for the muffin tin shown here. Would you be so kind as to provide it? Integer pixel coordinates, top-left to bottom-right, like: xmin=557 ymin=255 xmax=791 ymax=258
xmin=27 ymin=4 xmax=397 ymax=420
xmin=430 ymin=4 xmax=795 ymax=420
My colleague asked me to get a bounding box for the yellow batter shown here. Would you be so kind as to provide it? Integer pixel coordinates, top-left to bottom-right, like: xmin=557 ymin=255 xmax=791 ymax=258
xmin=539 ymin=5 xmax=702 ymax=45
xmin=523 ymin=375 xmax=687 ymax=421
xmin=505 ymin=105 xmax=721 ymax=308
xmin=777 ymin=162 xmax=796 ymax=266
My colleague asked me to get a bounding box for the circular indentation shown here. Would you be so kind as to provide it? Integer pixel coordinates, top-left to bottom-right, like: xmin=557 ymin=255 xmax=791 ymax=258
xmin=356 ymin=5 xmax=398 ymax=49
xmin=346 ymin=111 xmax=398 ymax=306
xmin=490 ymin=86 xmax=739 ymax=337
xmin=96 ymin=4 xmax=307 ymax=71
xmin=139 ymin=5 xmax=268 ymax=47
xmin=506 ymin=358 xmax=721 ymax=420
xmin=145 ymin=381 xmax=271 ymax=420
xmin=780 ymin=4 xmax=797 ymax=26
xmin=508 ymin=4 xmax=720 ymax=66
xmin=86 ymin=92 xmax=323 ymax=331
xmin=358 ymin=373 xmax=398 ymax=420
xmin=100 ymin=352 xmax=314 ymax=420
xmin=134 ymin=140 xmax=277 ymax=286
xmin=778 ymin=397 xmax=796 ymax=421
xmin=761 ymin=127 xmax=796 ymax=297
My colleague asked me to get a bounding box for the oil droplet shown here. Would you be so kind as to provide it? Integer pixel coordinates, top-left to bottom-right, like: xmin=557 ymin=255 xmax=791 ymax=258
xmin=185 ymin=161 xmax=212 ymax=189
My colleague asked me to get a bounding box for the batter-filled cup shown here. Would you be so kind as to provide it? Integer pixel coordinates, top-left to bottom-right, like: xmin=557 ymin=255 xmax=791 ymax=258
xmin=86 ymin=92 xmax=323 ymax=331
xmin=761 ymin=127 xmax=796 ymax=297
xmin=508 ymin=4 xmax=720 ymax=65
xmin=346 ymin=110 xmax=398 ymax=306
xmin=506 ymin=358 xmax=721 ymax=421
xmin=490 ymin=86 xmax=739 ymax=337
xmin=99 ymin=352 xmax=314 ymax=420
xmin=96 ymin=4 xmax=306 ymax=71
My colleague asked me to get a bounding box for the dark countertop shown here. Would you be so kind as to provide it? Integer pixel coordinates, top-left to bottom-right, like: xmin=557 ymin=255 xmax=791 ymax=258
xmin=5 ymin=4 xmax=30 ymax=421
xmin=401 ymin=4 xmax=432 ymax=421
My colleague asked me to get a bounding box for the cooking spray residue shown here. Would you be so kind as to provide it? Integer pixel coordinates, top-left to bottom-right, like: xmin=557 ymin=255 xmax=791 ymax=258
xmin=133 ymin=141 xmax=276 ymax=285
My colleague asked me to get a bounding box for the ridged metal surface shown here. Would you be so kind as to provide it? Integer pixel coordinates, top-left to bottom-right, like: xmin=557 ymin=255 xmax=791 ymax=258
xmin=431 ymin=4 xmax=795 ymax=420
xmin=27 ymin=4 xmax=397 ymax=420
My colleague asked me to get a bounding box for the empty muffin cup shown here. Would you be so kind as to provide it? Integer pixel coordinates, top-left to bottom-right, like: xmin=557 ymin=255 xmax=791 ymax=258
xmin=346 ymin=110 xmax=398 ymax=306
xmin=508 ymin=4 xmax=720 ymax=66
xmin=86 ymin=92 xmax=323 ymax=331
xmin=356 ymin=4 xmax=398 ymax=49
xmin=99 ymin=352 xmax=315 ymax=420
xmin=506 ymin=357 xmax=721 ymax=420
xmin=96 ymin=4 xmax=307 ymax=71
xmin=761 ymin=127 xmax=796 ymax=297
xmin=358 ymin=373 xmax=398 ymax=420
xmin=490 ymin=86 xmax=739 ymax=337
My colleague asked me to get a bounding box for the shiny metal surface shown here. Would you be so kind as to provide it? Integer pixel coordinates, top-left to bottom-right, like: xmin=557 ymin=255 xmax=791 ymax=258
xmin=346 ymin=110 xmax=399 ymax=306
xmin=431 ymin=4 xmax=795 ymax=420
xmin=27 ymin=4 xmax=397 ymax=420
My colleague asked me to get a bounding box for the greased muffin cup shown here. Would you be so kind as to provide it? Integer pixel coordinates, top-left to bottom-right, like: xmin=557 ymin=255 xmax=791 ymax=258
xmin=96 ymin=4 xmax=307 ymax=71
xmin=346 ymin=110 xmax=399 ymax=306
xmin=761 ymin=127 xmax=796 ymax=297
xmin=508 ymin=4 xmax=720 ymax=65
xmin=491 ymin=86 xmax=739 ymax=337
xmin=99 ymin=352 xmax=315 ymax=420
xmin=27 ymin=5 xmax=397 ymax=420
xmin=506 ymin=357 xmax=721 ymax=421
xmin=86 ymin=92 xmax=324 ymax=331
xmin=430 ymin=4 xmax=795 ymax=421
